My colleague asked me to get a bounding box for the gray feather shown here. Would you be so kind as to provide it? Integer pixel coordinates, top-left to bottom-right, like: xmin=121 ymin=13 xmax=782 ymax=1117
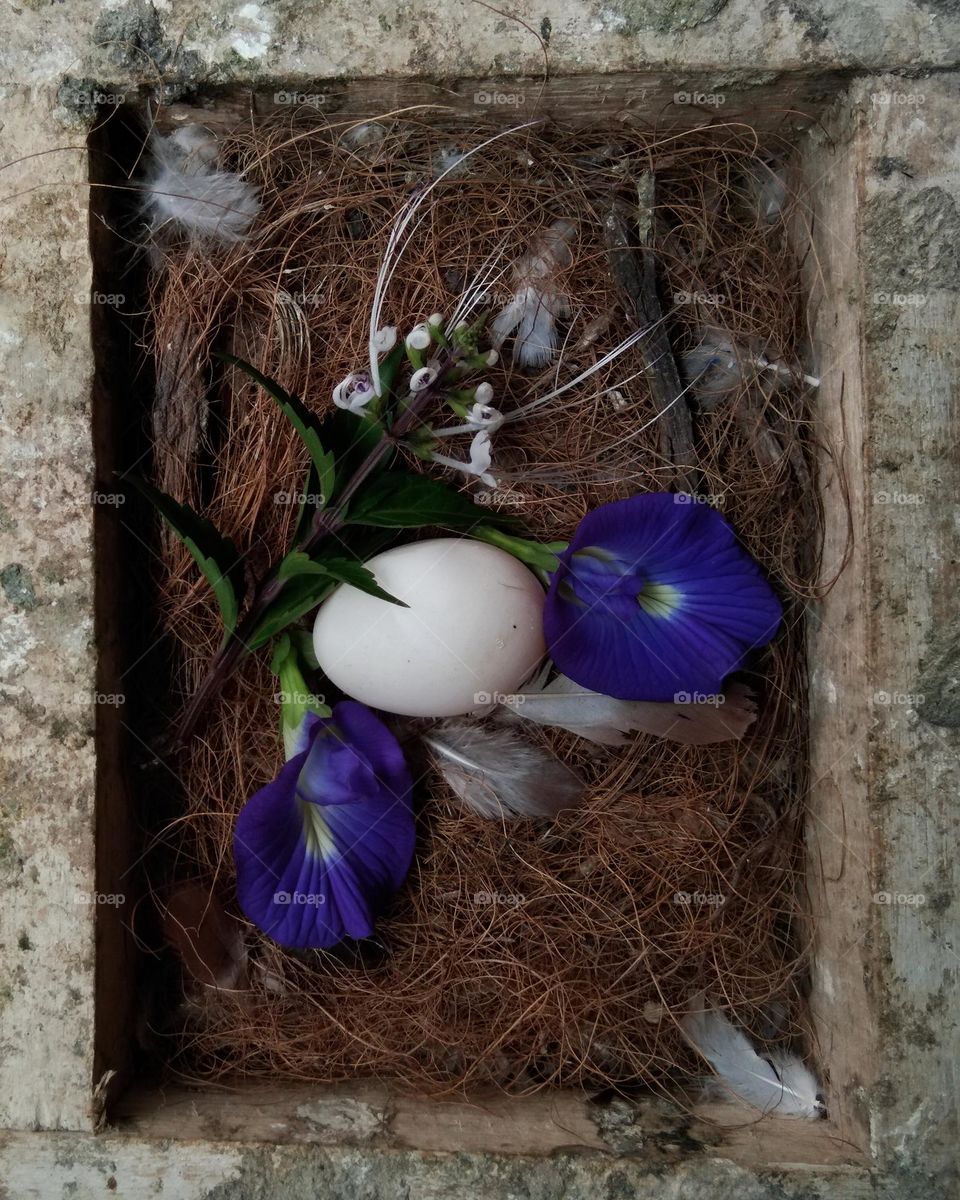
xmin=504 ymin=673 xmax=757 ymax=746
xmin=144 ymin=128 xmax=260 ymax=246
xmin=424 ymin=720 xmax=585 ymax=820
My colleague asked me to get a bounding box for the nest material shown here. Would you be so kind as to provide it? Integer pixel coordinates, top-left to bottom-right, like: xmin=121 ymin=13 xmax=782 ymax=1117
xmin=145 ymin=111 xmax=828 ymax=1095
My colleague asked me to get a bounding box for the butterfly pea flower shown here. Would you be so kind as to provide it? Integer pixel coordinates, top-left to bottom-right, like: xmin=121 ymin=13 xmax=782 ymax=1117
xmin=234 ymin=701 xmax=415 ymax=950
xmin=543 ymin=493 xmax=782 ymax=702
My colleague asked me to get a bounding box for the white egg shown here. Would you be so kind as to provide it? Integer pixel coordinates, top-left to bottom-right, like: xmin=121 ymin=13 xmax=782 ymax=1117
xmin=312 ymin=538 xmax=546 ymax=718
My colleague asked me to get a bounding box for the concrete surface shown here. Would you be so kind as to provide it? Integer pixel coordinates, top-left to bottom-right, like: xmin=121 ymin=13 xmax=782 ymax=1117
xmin=0 ymin=1 xmax=958 ymax=1197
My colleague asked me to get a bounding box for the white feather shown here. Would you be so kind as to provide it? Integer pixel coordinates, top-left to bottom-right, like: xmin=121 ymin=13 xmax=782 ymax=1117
xmin=503 ymin=673 xmax=757 ymax=746
xmin=423 ymin=720 xmax=585 ymax=820
xmin=144 ymin=128 xmax=260 ymax=245
xmin=681 ymin=998 xmax=826 ymax=1120
xmin=491 ymin=219 xmax=575 ymax=368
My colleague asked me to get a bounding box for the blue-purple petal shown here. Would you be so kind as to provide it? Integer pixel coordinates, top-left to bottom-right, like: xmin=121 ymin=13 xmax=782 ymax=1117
xmin=234 ymin=701 xmax=415 ymax=949
xmin=543 ymin=494 xmax=782 ymax=701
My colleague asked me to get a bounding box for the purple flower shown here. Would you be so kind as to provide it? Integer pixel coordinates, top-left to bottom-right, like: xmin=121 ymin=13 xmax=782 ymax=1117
xmin=543 ymin=494 xmax=782 ymax=702
xmin=234 ymin=701 xmax=414 ymax=949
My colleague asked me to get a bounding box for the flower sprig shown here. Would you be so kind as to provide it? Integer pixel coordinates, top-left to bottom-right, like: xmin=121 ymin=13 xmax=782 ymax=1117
xmin=128 ymin=310 xmax=520 ymax=745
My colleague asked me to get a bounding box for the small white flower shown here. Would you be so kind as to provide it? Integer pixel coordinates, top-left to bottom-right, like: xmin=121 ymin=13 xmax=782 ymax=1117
xmin=410 ymin=366 xmax=438 ymax=392
xmin=333 ymin=372 xmax=375 ymax=412
xmin=428 ymin=312 xmax=445 ymax=328
xmin=432 ymin=429 xmax=497 ymax=488
xmin=467 ymin=402 xmax=503 ymax=432
xmin=405 ymin=324 xmax=432 ymax=351
xmin=474 ymin=382 xmax=494 ymax=406
xmin=485 ymin=349 xmax=499 ymax=367
xmin=373 ymin=326 xmax=397 ymax=354
xmin=468 ymin=431 xmax=495 ymax=486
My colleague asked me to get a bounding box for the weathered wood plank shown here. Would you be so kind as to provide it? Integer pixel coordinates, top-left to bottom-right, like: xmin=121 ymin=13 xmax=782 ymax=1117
xmin=803 ymin=73 xmax=960 ymax=1183
xmin=157 ymin=71 xmax=850 ymax=137
xmin=112 ymin=1081 xmax=863 ymax=1166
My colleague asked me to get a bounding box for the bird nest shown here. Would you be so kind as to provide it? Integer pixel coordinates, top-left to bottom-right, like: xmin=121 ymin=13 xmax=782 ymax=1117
xmin=141 ymin=108 xmax=830 ymax=1097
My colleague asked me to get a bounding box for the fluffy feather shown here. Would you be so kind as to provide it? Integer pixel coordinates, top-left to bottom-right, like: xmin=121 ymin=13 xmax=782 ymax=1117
xmin=681 ymin=998 xmax=826 ymax=1120
xmin=144 ymin=127 xmax=260 ymax=245
xmin=744 ymin=159 xmax=788 ymax=225
xmin=491 ymin=219 xmax=575 ymax=368
xmin=504 ymin=673 xmax=757 ymax=746
xmin=423 ymin=719 xmax=585 ymax=820
xmin=681 ymin=324 xmax=818 ymax=409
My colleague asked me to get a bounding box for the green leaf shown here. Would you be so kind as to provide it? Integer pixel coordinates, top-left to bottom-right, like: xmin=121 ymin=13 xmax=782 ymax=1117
xmin=125 ymin=474 xmax=245 ymax=634
xmin=277 ymin=550 xmax=407 ymax=606
xmin=249 ymin=548 xmax=408 ymax=650
xmin=220 ymin=353 xmax=336 ymax=507
xmin=292 ymin=461 xmax=325 ymax=546
xmin=345 ymin=472 xmax=516 ymax=531
xmin=374 ymin=342 xmax=407 ymax=405
xmin=248 ymin=573 xmax=338 ymax=650
xmin=313 ymin=556 xmax=408 ymax=606
xmin=316 ymin=407 xmax=389 ymax=499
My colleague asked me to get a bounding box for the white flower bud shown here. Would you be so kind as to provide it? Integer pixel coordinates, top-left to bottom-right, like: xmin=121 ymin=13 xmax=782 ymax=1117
xmin=409 ymin=367 xmax=438 ymax=392
xmin=475 ymin=382 xmax=494 ymax=405
xmin=405 ymin=324 xmax=432 ymax=351
xmin=373 ymin=326 xmax=398 ymax=353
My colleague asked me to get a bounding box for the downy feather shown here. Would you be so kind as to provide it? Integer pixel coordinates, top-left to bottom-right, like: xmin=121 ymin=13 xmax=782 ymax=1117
xmin=744 ymin=159 xmax=788 ymax=225
xmin=681 ymin=324 xmax=818 ymax=409
xmin=681 ymin=998 xmax=826 ymax=1120
xmin=144 ymin=127 xmax=260 ymax=245
xmin=503 ymin=673 xmax=757 ymax=746
xmin=491 ymin=219 xmax=576 ymax=368
xmin=423 ymin=720 xmax=585 ymax=820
